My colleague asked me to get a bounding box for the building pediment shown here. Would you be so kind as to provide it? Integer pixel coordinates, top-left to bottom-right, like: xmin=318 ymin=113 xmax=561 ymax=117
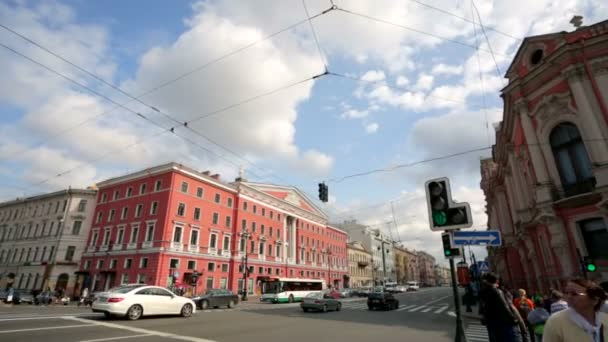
xmin=505 ymin=33 xmax=564 ymax=80
xmin=239 ymin=182 xmax=327 ymax=219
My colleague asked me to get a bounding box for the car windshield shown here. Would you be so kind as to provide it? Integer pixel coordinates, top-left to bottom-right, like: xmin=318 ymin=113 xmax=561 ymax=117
xmin=108 ymin=285 xmax=145 ymax=294
xmin=305 ymin=292 xmax=322 ymax=298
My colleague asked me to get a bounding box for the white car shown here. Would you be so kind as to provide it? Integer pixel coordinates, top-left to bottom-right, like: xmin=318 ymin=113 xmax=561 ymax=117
xmin=92 ymin=284 xmax=196 ymax=320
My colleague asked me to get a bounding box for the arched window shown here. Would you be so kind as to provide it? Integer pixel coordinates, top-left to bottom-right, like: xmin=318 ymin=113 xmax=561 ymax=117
xmin=549 ymin=123 xmax=595 ymax=196
xmin=579 ymin=218 xmax=608 ymax=259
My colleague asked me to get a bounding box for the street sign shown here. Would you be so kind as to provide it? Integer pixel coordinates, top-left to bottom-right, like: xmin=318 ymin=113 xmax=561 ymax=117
xmin=452 ymin=230 xmax=502 ymax=246
xmin=477 ymin=261 xmax=490 ymax=273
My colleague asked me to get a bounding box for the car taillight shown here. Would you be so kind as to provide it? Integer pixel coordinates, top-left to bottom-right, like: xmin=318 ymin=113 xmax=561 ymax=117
xmin=107 ymin=297 xmax=124 ymax=303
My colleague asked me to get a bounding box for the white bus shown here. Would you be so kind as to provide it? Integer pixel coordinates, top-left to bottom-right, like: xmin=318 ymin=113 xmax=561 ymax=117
xmin=260 ymin=277 xmax=326 ymax=303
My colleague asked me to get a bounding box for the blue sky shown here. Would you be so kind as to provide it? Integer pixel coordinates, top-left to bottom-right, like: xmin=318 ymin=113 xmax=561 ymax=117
xmin=1 ymin=0 xmax=606 ymax=262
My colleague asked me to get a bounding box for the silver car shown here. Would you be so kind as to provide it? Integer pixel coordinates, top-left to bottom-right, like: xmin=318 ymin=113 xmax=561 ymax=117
xmin=300 ymin=292 xmax=342 ymax=313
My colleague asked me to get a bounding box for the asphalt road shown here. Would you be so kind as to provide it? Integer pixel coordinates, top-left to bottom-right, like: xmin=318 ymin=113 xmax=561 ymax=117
xmin=0 ymin=287 xmax=485 ymax=342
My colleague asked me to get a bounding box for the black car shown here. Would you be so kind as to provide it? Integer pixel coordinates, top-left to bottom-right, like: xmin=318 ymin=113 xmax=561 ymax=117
xmin=193 ymin=289 xmax=239 ymax=310
xmin=367 ymin=291 xmax=399 ymax=311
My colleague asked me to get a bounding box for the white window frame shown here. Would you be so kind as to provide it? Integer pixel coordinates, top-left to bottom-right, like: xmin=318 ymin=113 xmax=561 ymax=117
xmin=212 ymin=212 xmax=219 ymax=225
xmin=116 ymin=227 xmax=125 ymax=247
xmin=227 ymin=198 xmax=233 ymax=207
xmin=96 ymin=259 xmax=104 ymax=269
xmin=181 ymin=181 xmax=189 ymax=193
xmin=135 ymin=204 xmax=143 ymax=218
xmin=143 ymin=222 xmax=154 ymax=248
xmin=155 ymin=180 xmax=162 ymax=191
xmin=91 ymin=230 xmax=99 ymax=247
xmin=196 ymin=187 xmax=203 ymax=198
xmin=113 ymin=190 xmax=120 ymax=200
xmin=150 ymin=201 xmax=158 ymax=215
xmin=189 ymin=229 xmax=200 ymax=252
xmin=140 ymin=257 xmax=148 ymax=268
xmin=214 ymin=193 xmax=221 ymax=203
xmin=102 ymin=229 xmax=111 ymax=246
xmin=126 ymin=187 xmax=133 ymax=197
xmin=96 ymin=211 xmax=103 ymax=224
xmin=171 ymin=225 xmax=184 ymax=250
xmin=139 ymin=183 xmax=146 ymax=195
xmin=129 ymin=224 xmax=139 ymax=248
xmin=223 ymin=235 xmax=231 ymax=254
xmin=177 ymin=203 xmax=186 ymax=216
xmin=108 ymin=209 xmax=115 ymax=222
xmin=121 ymin=207 xmax=128 ymax=220
xmin=121 ymin=273 xmax=129 ymax=285
xmin=124 ymin=258 xmax=132 ymax=269
xmin=209 ymin=233 xmax=218 ymax=251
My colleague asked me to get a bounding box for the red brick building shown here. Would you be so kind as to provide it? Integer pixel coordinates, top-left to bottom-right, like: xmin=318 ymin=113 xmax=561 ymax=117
xmin=481 ymin=19 xmax=608 ymax=293
xmin=79 ymin=163 xmax=348 ymax=296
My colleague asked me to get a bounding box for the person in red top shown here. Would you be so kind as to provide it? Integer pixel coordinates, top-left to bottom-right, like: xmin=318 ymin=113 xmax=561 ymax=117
xmin=514 ymin=289 xmax=535 ymax=342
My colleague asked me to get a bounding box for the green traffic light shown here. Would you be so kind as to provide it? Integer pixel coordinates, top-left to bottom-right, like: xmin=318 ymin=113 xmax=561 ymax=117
xmin=445 ymin=250 xmax=452 ymax=256
xmin=587 ymin=263 xmax=597 ymax=272
xmin=433 ymin=211 xmax=447 ymax=225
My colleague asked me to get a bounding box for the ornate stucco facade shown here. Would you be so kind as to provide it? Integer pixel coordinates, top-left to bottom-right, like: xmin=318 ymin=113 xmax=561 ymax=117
xmin=481 ymin=20 xmax=608 ymax=293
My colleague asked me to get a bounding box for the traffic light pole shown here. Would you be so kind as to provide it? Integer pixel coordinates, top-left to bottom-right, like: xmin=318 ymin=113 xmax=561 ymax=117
xmin=449 ymin=257 xmax=468 ymax=342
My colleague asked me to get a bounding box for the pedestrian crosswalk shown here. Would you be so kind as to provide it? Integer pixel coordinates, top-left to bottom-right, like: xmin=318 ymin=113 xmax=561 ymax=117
xmin=465 ymin=322 xmax=490 ymax=342
xmin=237 ymin=301 xmax=456 ymax=316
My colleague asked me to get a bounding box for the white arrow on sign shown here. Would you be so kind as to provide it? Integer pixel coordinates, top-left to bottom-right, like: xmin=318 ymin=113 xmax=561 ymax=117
xmin=453 ymin=235 xmax=498 ymax=243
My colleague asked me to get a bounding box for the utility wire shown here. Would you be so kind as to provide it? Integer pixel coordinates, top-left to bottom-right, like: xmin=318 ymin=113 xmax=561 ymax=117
xmin=328 ymin=146 xmax=492 ymax=183
xmin=406 ymin=0 xmax=522 ymax=42
xmin=0 ymin=7 xmax=334 ymax=162
xmin=471 ymin=1 xmax=492 ymax=147
xmin=302 ymin=0 xmax=329 ymax=70
xmin=471 ymin=0 xmax=505 ymax=82
xmin=328 ymin=71 xmax=477 ymax=108
xmin=0 ymin=42 xmax=272 ymax=188
xmin=335 ymin=7 xmax=509 ymax=57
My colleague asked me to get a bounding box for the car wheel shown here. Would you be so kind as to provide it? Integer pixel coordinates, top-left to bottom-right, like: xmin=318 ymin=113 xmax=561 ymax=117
xmin=227 ymin=300 xmax=235 ymax=309
xmin=181 ymin=303 xmax=193 ymax=317
xmin=302 ymin=308 xmax=309 ymax=312
xmin=336 ymin=303 xmax=341 ymax=312
xmin=201 ymin=300 xmax=209 ymax=310
xmin=395 ymin=301 xmax=399 ymax=310
xmin=368 ymin=306 xmax=374 ymax=311
xmin=103 ymin=312 xmax=112 ymax=319
xmin=322 ymin=305 xmax=328 ymax=313
xmin=126 ymin=305 xmax=143 ymax=321
xmin=288 ymin=295 xmax=294 ymax=303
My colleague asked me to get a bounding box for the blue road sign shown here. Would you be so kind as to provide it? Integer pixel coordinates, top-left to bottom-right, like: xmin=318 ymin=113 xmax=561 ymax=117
xmin=452 ymin=230 xmax=502 ymax=246
xmin=478 ymin=261 xmax=490 ymax=273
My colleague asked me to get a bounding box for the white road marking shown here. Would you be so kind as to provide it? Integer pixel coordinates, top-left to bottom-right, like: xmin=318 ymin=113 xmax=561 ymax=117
xmin=79 ymin=334 xmax=152 ymax=342
xmin=424 ymin=295 xmax=452 ymax=306
xmin=0 ymin=314 xmax=102 ymax=322
xmin=396 ymin=305 xmax=417 ymax=311
xmin=64 ymin=316 xmax=218 ymax=342
xmin=434 ymin=306 xmax=448 ymax=314
xmin=407 ymin=305 xmax=426 ymax=312
xmin=447 ymin=311 xmax=456 ymax=317
xmin=421 ymin=307 xmax=432 ymax=312
xmin=0 ymin=324 xmax=95 ymax=334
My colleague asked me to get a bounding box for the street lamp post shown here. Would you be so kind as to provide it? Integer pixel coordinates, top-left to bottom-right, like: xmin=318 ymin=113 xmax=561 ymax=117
xmin=377 ymin=241 xmax=389 ymax=286
xmin=241 ymin=229 xmax=252 ymax=301
xmin=323 ymin=249 xmax=332 ymax=289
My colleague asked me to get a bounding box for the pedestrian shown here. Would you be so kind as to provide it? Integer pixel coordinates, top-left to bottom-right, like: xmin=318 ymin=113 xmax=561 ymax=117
xmin=479 ymin=272 xmax=523 ymax=342
xmin=543 ymin=278 xmax=608 ymax=342
xmin=549 ymin=290 xmax=568 ymax=314
xmin=600 ymin=282 xmax=608 ymax=314
xmin=79 ymin=288 xmax=89 ymax=307
xmin=513 ymin=289 xmax=535 ymax=341
xmin=527 ymin=298 xmax=549 ymax=342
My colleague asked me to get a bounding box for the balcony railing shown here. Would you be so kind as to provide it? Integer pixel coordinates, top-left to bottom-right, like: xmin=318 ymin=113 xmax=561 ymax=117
xmin=170 ymin=242 xmax=182 ymax=251
xmin=188 ymin=244 xmax=199 ymax=252
xmin=552 ymin=177 xmax=597 ymax=200
xmin=358 ymin=261 xmax=369 ymax=267
xmin=142 ymin=241 xmax=153 ymax=248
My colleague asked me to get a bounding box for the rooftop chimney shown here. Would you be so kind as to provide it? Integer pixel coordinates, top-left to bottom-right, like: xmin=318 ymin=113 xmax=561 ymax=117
xmin=202 ymin=171 xmax=211 ymax=176
xmin=235 ymin=166 xmax=247 ymax=182
xmin=211 ymin=174 xmax=220 ymax=180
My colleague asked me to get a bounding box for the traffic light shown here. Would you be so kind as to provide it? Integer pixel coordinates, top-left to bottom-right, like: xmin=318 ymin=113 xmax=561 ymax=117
xmin=584 ymin=257 xmax=597 ymax=273
xmin=441 ymin=232 xmax=462 ymax=259
xmin=425 ymin=177 xmax=473 ymax=231
xmin=318 ymin=182 xmax=328 ymax=202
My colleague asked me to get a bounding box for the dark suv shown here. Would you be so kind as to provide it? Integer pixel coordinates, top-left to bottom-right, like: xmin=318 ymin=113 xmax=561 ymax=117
xmin=367 ymin=291 xmax=399 ymax=311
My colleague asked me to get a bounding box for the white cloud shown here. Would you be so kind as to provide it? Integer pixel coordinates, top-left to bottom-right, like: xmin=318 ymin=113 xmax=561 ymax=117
xmin=365 ymin=122 xmax=379 ymax=134
xmin=414 ymin=73 xmax=434 ymax=91
xmin=361 ymin=70 xmax=386 ymax=82
xmin=431 ymin=63 xmax=464 ymax=76
xmin=341 ymin=109 xmax=369 ymax=119
xmin=396 ymin=75 xmax=409 ymax=86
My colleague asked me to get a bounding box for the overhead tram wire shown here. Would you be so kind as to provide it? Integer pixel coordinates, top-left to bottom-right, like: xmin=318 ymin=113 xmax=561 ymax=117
xmin=406 ymin=0 xmax=522 ymax=42
xmin=0 ymin=5 xmax=337 ymax=161
xmin=1 ymin=43 xmax=321 ymax=189
xmin=334 ymin=6 xmax=510 ymax=58
xmin=0 ymin=24 xmax=322 ymax=188
xmin=302 ymin=0 xmax=329 ymax=70
xmin=471 ymin=0 xmax=506 ymax=83
xmin=471 ymin=0 xmax=492 ymax=147
xmin=327 ymin=71 xmax=479 ymax=109
xmin=1 ymin=35 xmax=336 ymax=197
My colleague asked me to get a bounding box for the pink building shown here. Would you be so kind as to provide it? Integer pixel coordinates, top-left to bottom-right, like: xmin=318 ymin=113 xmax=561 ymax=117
xmin=79 ymin=163 xmax=348 ymax=296
xmin=481 ymin=19 xmax=608 ymax=293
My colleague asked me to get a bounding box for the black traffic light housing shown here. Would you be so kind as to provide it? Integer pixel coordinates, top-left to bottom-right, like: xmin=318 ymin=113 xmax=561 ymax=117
xmin=441 ymin=232 xmax=462 ymax=259
xmin=584 ymin=256 xmax=597 ymax=273
xmin=318 ymin=182 xmax=329 ymax=202
xmin=425 ymin=177 xmax=473 ymax=231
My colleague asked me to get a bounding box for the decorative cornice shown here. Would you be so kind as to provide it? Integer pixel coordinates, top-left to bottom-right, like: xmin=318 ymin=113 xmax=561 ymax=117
xmin=590 ymin=56 xmax=608 ymax=76
xmin=560 ymin=63 xmax=586 ymax=82
xmin=529 ymin=91 xmax=573 ymax=123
